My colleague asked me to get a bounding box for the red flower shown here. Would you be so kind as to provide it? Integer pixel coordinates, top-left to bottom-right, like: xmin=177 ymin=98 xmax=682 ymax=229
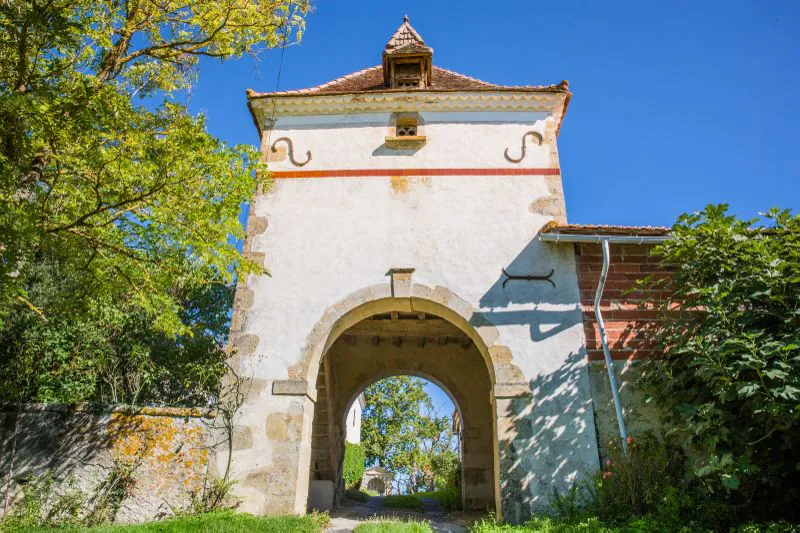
xmin=603 ymin=471 xmax=613 ymax=479
xmin=626 ymin=436 xmax=633 ymax=445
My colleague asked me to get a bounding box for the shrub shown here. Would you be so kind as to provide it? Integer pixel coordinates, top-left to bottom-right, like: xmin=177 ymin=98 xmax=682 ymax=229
xmin=1 ymin=465 xmax=135 ymax=529
xmin=343 ymin=443 xmax=367 ymax=489
xmin=641 ymin=205 xmax=800 ymax=521
xmin=593 ymin=434 xmax=688 ymax=524
xmin=180 ymin=476 xmax=241 ymax=515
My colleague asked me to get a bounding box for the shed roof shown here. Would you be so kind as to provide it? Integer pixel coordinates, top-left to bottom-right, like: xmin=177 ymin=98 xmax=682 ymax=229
xmin=540 ymin=222 xmax=671 ymax=237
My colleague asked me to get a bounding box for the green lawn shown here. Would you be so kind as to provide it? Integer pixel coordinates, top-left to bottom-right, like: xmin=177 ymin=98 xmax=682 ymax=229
xmin=381 ymin=495 xmax=424 ymax=511
xmin=9 ymin=511 xmax=329 ymax=533
xmin=353 ymin=519 xmax=433 ymax=533
xmin=346 ymin=488 xmax=378 ymax=503
xmin=407 ymin=488 xmax=461 ymax=511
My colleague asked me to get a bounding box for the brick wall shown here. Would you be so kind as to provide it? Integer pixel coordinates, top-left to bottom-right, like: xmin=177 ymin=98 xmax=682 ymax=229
xmin=575 ymin=243 xmax=672 ymax=361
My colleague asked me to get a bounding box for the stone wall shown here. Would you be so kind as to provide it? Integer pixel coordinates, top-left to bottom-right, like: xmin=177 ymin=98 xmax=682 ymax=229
xmin=0 ymin=404 xmax=214 ymax=523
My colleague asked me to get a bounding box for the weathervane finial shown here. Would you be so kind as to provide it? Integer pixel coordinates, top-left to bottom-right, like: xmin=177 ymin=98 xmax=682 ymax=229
xmin=404 ymin=15 xmax=409 ymax=23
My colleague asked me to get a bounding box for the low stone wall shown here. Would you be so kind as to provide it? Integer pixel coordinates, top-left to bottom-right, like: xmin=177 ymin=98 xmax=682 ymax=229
xmin=0 ymin=404 xmax=215 ymax=523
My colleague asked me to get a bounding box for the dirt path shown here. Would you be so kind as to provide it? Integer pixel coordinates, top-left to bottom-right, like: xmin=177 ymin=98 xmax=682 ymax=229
xmin=325 ymin=496 xmax=472 ymax=532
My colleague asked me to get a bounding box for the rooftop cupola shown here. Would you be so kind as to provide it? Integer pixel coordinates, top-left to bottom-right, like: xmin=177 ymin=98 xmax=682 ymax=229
xmin=382 ymin=16 xmax=433 ymax=89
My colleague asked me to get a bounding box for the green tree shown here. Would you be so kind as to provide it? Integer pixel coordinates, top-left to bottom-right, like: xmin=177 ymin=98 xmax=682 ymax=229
xmin=0 ymin=255 xmax=232 ymax=404
xmin=361 ymin=376 xmax=457 ymax=494
xmin=0 ymin=0 xmax=308 ymax=334
xmin=642 ymin=205 xmax=800 ymax=521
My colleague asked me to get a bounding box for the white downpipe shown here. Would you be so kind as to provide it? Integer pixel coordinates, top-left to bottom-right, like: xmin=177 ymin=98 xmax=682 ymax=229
xmin=595 ymin=239 xmax=628 ymax=453
xmin=538 ymin=231 xmax=669 ymax=453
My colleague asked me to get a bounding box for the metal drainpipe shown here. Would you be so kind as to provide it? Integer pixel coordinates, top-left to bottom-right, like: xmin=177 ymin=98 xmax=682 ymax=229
xmin=595 ymin=239 xmax=628 ymax=453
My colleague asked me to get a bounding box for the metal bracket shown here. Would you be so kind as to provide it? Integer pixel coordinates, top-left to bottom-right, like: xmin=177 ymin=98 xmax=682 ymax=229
xmin=501 ymin=267 xmax=555 ymax=288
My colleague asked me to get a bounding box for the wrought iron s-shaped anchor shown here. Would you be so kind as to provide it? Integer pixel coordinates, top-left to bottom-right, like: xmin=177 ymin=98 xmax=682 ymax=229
xmin=271 ymin=137 xmax=312 ymax=167
xmin=504 ymin=131 xmax=543 ymax=164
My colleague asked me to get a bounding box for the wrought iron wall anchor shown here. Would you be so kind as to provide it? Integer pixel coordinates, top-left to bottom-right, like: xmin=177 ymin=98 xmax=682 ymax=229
xmin=504 ymin=131 xmax=543 ymax=164
xmin=271 ymin=137 xmax=312 ymax=167
xmin=501 ymin=267 xmax=555 ymax=288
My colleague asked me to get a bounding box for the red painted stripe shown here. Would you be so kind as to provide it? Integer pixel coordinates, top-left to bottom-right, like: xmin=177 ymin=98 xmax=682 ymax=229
xmin=271 ymin=168 xmax=561 ymax=179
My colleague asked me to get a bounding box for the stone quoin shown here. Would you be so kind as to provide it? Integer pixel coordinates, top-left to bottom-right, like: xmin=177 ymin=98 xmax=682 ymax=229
xmin=225 ymin=17 xmax=670 ymax=523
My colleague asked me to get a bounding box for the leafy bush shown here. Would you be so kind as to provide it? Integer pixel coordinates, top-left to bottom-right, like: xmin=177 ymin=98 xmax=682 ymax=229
xmin=431 ymin=450 xmax=460 ymax=491
xmin=179 ymin=476 xmax=241 ymax=515
xmin=1 ymin=465 xmax=136 ymax=529
xmin=344 ymin=443 xmax=367 ymax=489
xmin=593 ymin=434 xmax=687 ymax=523
xmin=641 ymin=205 xmax=800 ymax=521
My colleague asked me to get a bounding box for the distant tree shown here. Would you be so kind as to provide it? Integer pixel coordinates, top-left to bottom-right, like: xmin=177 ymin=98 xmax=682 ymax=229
xmin=642 ymin=205 xmax=800 ymax=521
xmin=361 ymin=376 xmax=457 ymax=494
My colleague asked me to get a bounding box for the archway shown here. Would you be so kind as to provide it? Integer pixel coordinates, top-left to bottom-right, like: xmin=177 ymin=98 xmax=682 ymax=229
xmin=306 ymin=309 xmax=496 ymax=512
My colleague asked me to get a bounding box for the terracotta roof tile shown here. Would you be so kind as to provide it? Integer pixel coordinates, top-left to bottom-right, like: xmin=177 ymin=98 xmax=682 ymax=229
xmin=540 ymin=223 xmax=671 ymax=237
xmin=386 ymin=17 xmax=426 ymax=49
xmin=248 ymin=66 xmax=569 ymax=98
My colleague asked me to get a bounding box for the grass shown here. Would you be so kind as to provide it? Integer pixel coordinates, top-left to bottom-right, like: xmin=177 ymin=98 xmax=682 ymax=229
xmin=346 ymin=488 xmax=379 ymax=503
xmin=408 ymin=488 xmax=461 ymax=511
xmin=381 ymin=495 xmax=424 ymax=511
xmin=471 ymin=515 xmax=615 ymax=532
xmin=10 ymin=511 xmax=330 ymax=532
xmin=353 ymin=519 xmax=433 ymax=533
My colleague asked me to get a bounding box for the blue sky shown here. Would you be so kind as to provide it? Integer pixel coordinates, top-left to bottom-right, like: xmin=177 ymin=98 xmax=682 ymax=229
xmin=187 ymin=0 xmax=798 ymax=227
xmin=190 ymin=1 xmax=798 ymax=416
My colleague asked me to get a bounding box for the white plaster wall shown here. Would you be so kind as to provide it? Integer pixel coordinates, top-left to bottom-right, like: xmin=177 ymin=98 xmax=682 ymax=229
xmin=345 ymin=399 xmax=362 ymax=445
xmin=265 ymin=111 xmax=556 ymax=170
xmin=235 ymin=109 xmax=598 ymax=519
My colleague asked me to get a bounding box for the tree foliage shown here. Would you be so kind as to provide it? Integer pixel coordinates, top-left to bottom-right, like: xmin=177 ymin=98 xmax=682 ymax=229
xmin=0 ymin=0 xmax=308 ymax=333
xmin=642 ymin=205 xmax=800 ymax=520
xmin=0 ymin=255 xmax=232 ymax=404
xmin=361 ymin=376 xmax=459 ymax=494
xmin=0 ymin=0 xmax=307 ymax=403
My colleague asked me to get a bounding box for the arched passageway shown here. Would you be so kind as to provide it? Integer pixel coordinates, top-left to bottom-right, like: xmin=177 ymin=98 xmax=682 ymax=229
xmin=306 ymin=310 xmax=496 ymax=511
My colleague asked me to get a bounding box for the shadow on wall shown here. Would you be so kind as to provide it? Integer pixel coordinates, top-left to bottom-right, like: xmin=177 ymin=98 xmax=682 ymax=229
xmin=1 ymin=408 xmax=121 ymax=494
xmin=465 ymin=236 xmax=599 ymax=522
xmin=473 ymin=238 xmax=581 ymax=343
xmin=0 ymin=406 xmax=211 ymax=521
xmin=497 ymin=350 xmax=598 ymax=523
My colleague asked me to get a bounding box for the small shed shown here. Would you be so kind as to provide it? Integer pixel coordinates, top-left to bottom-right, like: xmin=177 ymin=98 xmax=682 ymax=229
xmin=362 ymin=466 xmax=393 ymax=495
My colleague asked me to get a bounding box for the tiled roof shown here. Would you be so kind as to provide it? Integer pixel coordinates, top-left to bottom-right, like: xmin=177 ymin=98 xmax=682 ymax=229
xmin=247 ymin=65 xmax=569 ymax=98
xmin=385 ymin=42 xmax=432 ymax=56
xmin=386 ymin=17 xmax=426 ymax=50
xmin=540 ymin=223 xmax=671 ymax=236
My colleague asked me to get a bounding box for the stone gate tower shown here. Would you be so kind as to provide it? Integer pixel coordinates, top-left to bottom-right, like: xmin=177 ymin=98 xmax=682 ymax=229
xmin=226 ymin=18 xmax=600 ymax=522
